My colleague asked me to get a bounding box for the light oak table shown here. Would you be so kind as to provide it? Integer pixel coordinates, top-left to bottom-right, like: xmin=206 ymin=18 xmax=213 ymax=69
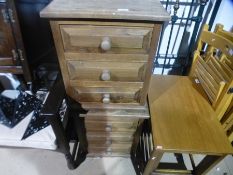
xmin=147 ymin=75 xmax=233 ymax=175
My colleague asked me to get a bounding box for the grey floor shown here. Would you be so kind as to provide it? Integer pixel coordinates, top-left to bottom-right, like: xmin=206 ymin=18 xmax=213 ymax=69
xmin=0 ymin=147 xmax=232 ymax=175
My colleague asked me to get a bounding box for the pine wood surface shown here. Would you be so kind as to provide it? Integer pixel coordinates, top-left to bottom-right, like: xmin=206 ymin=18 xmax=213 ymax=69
xmin=148 ymin=75 xmax=233 ymax=155
xmin=40 ymin=0 xmax=170 ymax=22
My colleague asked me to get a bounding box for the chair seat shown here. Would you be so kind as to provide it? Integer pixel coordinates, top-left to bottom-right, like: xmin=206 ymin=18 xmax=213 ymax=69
xmin=148 ymin=75 xmax=233 ymax=155
xmin=0 ymin=90 xmax=57 ymax=150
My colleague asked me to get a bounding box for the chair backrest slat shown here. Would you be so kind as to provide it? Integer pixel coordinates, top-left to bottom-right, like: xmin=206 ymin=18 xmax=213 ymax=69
xmin=198 ymin=29 xmax=233 ymax=60
xmin=207 ymin=56 xmax=231 ymax=82
xmin=191 ymin=24 xmax=233 ymax=109
xmin=194 ymin=54 xmax=227 ymax=104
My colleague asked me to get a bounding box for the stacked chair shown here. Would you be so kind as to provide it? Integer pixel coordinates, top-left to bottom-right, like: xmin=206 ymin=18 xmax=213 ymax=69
xmin=213 ymin=24 xmax=233 ymax=143
xmin=131 ymin=24 xmax=233 ymax=175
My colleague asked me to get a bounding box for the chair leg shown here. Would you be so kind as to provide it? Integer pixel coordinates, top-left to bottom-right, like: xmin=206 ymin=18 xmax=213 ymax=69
xmin=66 ymin=96 xmax=88 ymax=153
xmin=47 ymin=114 xmax=79 ymax=169
xmin=143 ymin=149 xmax=163 ymax=175
xmin=193 ymin=155 xmax=225 ymax=175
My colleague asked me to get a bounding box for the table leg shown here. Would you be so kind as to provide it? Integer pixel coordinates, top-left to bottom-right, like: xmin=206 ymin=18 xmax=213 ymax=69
xmin=143 ymin=149 xmax=163 ymax=175
xmin=194 ymin=155 xmax=225 ymax=175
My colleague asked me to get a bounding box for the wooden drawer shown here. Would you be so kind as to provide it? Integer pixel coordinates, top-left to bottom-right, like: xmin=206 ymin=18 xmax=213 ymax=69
xmin=67 ymin=60 xmax=147 ymax=82
xmin=81 ymin=108 xmax=149 ymax=118
xmin=73 ymin=85 xmax=141 ymax=103
xmin=60 ymin=24 xmax=153 ymax=54
xmin=84 ymin=115 xmax=140 ymax=123
xmin=87 ymin=139 xmax=132 ymax=146
xmin=88 ymin=143 xmax=131 ymax=154
xmin=86 ymin=131 xmax=134 ymax=142
xmin=85 ymin=120 xmax=138 ymax=133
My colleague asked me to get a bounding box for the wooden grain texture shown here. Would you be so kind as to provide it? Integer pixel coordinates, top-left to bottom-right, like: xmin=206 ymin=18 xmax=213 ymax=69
xmin=214 ymin=23 xmax=233 ymax=42
xmin=40 ymin=0 xmax=170 ymax=22
xmin=197 ymin=25 xmax=233 ymax=60
xmin=85 ymin=120 xmax=137 ymax=133
xmin=0 ymin=3 xmax=16 ymax=59
xmin=64 ymin=52 xmax=149 ymax=62
xmin=50 ymin=20 xmax=159 ymax=106
xmin=80 ymin=108 xmax=149 ymax=118
xmin=67 ymin=60 xmax=147 ymax=82
xmin=88 ymin=143 xmax=131 ymax=153
xmin=50 ymin=21 xmax=71 ymax=92
xmin=140 ymin=24 xmax=162 ymax=104
xmin=81 ymin=102 xmax=147 ymax=110
xmin=61 ymin=25 xmax=153 ymax=54
xmin=148 ymin=75 xmax=233 ymax=154
xmin=73 ymin=85 xmax=140 ymax=103
xmin=7 ymin=0 xmax=31 ymax=81
xmin=86 ymin=131 xmax=134 ymax=142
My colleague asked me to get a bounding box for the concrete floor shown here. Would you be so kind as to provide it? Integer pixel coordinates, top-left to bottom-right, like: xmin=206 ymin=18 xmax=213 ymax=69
xmin=0 ymin=147 xmax=232 ymax=175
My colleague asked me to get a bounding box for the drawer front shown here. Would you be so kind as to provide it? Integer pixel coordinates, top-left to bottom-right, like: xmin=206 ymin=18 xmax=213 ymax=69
xmin=84 ymin=115 xmax=139 ymax=123
xmin=86 ymin=131 xmax=134 ymax=142
xmin=67 ymin=60 xmax=147 ymax=82
xmin=87 ymin=139 xmax=132 ymax=146
xmin=85 ymin=120 xmax=138 ymax=133
xmin=73 ymin=86 xmax=141 ymax=103
xmin=60 ymin=25 xmax=153 ymax=54
xmin=88 ymin=143 xmax=131 ymax=154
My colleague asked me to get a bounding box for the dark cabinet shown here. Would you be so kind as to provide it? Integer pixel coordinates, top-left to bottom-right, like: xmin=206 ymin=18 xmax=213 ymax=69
xmin=0 ymin=0 xmax=31 ymax=82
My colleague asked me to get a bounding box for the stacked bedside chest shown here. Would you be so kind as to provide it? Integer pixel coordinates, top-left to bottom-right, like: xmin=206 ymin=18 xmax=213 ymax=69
xmin=40 ymin=0 xmax=170 ymax=157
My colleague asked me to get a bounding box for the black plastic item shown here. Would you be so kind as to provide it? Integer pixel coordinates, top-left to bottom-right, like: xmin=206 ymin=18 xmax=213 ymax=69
xmin=0 ymin=91 xmax=42 ymax=128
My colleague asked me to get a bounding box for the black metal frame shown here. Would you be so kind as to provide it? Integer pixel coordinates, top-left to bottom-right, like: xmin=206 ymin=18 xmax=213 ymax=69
xmin=154 ymin=0 xmax=218 ymax=75
xmin=40 ymin=77 xmax=87 ymax=169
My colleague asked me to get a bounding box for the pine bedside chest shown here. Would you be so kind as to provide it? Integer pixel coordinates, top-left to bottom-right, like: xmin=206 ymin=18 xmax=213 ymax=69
xmin=40 ymin=0 xmax=170 ymax=157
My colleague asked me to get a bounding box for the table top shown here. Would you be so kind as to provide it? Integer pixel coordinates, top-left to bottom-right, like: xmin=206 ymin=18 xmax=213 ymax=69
xmin=40 ymin=0 xmax=170 ymax=22
xmin=148 ymin=75 xmax=233 ymax=155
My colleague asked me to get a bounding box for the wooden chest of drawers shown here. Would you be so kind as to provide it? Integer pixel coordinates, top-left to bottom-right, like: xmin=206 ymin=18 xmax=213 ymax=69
xmin=40 ymin=0 xmax=170 ymax=157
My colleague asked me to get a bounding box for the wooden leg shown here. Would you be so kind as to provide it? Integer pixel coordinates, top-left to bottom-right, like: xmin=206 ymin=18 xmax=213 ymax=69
xmin=194 ymin=155 xmax=225 ymax=175
xmin=143 ymin=149 xmax=163 ymax=175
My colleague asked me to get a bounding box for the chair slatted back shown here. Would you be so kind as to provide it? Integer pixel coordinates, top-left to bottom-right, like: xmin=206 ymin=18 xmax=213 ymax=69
xmin=196 ymin=25 xmax=233 ymax=61
xmin=191 ymin=24 xmax=233 ymax=112
xmin=213 ymin=24 xmax=233 ymax=143
xmin=194 ymin=54 xmax=227 ymax=107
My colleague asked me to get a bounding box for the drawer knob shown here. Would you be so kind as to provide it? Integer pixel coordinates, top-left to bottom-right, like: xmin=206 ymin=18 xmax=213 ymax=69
xmin=101 ymin=70 xmax=111 ymax=81
xmin=105 ymin=125 xmax=112 ymax=132
xmin=107 ymin=147 xmax=112 ymax=152
xmin=105 ymin=140 xmax=112 ymax=145
xmin=102 ymin=94 xmax=110 ymax=104
xmin=101 ymin=37 xmax=111 ymax=51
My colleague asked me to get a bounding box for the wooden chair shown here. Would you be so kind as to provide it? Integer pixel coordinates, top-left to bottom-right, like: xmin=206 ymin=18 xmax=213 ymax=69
xmin=131 ymin=24 xmax=233 ymax=175
xmin=213 ymin=24 xmax=233 ymax=143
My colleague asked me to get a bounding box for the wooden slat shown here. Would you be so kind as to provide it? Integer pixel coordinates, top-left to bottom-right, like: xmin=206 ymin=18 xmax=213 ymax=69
xmin=209 ymin=56 xmax=231 ymax=82
xmin=196 ymin=60 xmax=218 ymax=94
xmin=207 ymin=59 xmax=226 ymax=82
xmin=195 ymin=69 xmax=215 ymax=103
xmin=198 ymin=55 xmax=222 ymax=84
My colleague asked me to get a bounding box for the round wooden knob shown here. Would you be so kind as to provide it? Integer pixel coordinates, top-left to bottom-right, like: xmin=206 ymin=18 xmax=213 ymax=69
xmin=105 ymin=125 xmax=112 ymax=132
xmin=101 ymin=37 xmax=111 ymax=51
xmin=105 ymin=140 xmax=112 ymax=145
xmin=107 ymin=147 xmax=112 ymax=152
xmin=101 ymin=70 xmax=111 ymax=81
xmin=102 ymin=94 xmax=110 ymax=104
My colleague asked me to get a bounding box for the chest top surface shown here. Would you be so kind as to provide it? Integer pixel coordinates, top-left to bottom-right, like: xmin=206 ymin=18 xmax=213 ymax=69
xmin=40 ymin=0 xmax=170 ymax=22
